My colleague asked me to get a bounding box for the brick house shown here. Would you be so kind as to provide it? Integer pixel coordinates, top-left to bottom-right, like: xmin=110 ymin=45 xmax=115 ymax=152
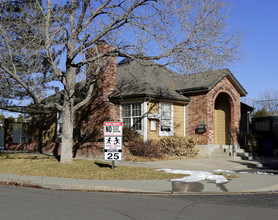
xmin=5 ymin=43 xmax=248 ymax=157
xmin=83 ymin=43 xmax=248 ymax=151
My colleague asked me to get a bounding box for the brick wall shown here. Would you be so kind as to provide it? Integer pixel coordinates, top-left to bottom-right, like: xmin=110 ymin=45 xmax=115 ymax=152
xmin=186 ymin=77 xmax=241 ymax=145
xmin=186 ymin=91 xmax=208 ymax=144
xmin=4 ymin=118 xmax=13 ymax=148
xmin=79 ymin=42 xmax=120 ymax=141
xmin=5 ymin=43 xmax=122 ymax=158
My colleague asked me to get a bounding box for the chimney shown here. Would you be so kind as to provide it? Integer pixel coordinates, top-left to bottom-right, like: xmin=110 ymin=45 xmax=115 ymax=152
xmin=81 ymin=41 xmax=120 ymax=138
xmin=86 ymin=41 xmax=117 ymax=92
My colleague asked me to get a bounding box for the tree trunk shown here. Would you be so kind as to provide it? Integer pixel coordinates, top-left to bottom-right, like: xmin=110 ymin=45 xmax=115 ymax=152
xmin=60 ymin=101 xmax=74 ymax=163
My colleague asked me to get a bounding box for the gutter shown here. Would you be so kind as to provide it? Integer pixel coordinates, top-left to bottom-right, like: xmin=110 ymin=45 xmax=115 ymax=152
xmin=176 ymin=87 xmax=209 ymax=95
xmin=109 ymin=93 xmax=190 ymax=104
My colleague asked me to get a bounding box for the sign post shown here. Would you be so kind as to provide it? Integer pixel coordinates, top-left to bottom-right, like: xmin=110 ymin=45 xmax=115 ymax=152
xmin=104 ymin=122 xmax=123 ymax=170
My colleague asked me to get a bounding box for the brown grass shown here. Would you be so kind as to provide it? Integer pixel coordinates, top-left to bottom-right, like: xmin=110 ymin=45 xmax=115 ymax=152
xmin=213 ymin=172 xmax=239 ymax=179
xmin=0 ymin=152 xmax=185 ymax=180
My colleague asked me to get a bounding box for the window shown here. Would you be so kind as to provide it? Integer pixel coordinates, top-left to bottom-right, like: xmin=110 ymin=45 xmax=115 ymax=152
xmin=159 ymin=103 xmax=173 ymax=136
xmin=122 ymin=103 xmax=142 ymax=131
xmin=56 ymin=112 xmax=63 ymax=138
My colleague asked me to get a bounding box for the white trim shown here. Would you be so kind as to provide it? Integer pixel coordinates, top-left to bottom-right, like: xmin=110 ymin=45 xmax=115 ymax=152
xmin=120 ymin=104 xmax=122 ymax=120
xmin=159 ymin=102 xmax=174 ymax=136
xmin=184 ymin=104 xmax=186 ymax=137
xmin=120 ymin=101 xmax=143 ymax=135
xmin=56 ymin=112 xmax=63 ymax=138
xmin=171 ymin=104 xmax=174 ymax=136
xmin=143 ymin=101 xmax=148 ymax=142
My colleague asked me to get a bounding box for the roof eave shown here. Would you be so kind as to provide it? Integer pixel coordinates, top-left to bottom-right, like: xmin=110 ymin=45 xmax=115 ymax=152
xmin=226 ymin=73 xmax=248 ymax=97
xmin=207 ymin=69 xmax=248 ymax=96
xmin=176 ymin=87 xmax=209 ymax=95
xmin=109 ymin=93 xmax=190 ymax=104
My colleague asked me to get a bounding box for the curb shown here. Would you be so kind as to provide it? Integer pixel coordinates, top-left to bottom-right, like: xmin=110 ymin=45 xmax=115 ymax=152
xmin=0 ymin=180 xmax=171 ymax=194
xmin=1 ymin=179 xmax=278 ymax=195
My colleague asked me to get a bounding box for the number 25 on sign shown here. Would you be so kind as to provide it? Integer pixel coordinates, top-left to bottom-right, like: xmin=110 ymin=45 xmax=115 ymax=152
xmin=104 ymin=151 xmax=122 ymax=161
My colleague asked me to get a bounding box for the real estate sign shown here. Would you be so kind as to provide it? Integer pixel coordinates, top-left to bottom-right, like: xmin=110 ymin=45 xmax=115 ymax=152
xmin=104 ymin=122 xmax=123 ymax=161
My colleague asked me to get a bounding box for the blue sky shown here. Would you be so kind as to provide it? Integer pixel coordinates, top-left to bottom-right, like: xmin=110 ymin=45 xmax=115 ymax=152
xmin=228 ymin=0 xmax=278 ymax=102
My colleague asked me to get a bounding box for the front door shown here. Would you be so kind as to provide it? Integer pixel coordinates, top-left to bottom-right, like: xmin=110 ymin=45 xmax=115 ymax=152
xmin=215 ymin=93 xmax=231 ymax=145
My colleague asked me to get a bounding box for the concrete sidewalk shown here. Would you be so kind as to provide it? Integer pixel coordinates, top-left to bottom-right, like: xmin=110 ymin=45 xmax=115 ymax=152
xmin=115 ymin=157 xmax=278 ymax=171
xmin=1 ymin=157 xmax=278 ymax=193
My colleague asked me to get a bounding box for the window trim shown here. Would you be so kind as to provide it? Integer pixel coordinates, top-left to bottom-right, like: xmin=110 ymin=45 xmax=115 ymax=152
xmin=56 ymin=112 xmax=63 ymax=138
xmin=120 ymin=102 xmax=143 ymax=134
xmin=159 ymin=102 xmax=174 ymax=136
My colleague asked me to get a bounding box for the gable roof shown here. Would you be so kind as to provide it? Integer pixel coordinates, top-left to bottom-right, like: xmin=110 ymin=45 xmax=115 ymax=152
xmin=176 ymin=68 xmax=247 ymax=96
xmin=109 ymin=58 xmax=247 ymax=103
xmin=241 ymin=102 xmax=253 ymax=112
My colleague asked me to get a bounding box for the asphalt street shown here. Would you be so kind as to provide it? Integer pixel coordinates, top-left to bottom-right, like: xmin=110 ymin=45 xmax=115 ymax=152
xmin=1 ymin=185 xmax=278 ymax=220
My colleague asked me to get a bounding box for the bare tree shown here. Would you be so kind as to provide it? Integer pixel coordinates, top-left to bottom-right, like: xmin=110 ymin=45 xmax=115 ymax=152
xmin=0 ymin=0 xmax=243 ymax=163
xmin=256 ymin=89 xmax=278 ymax=116
xmin=0 ymin=0 xmax=50 ymax=108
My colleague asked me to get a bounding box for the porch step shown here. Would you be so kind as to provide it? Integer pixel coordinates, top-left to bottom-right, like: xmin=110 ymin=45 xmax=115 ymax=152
xmin=210 ymin=148 xmax=230 ymax=158
xmin=211 ymin=147 xmax=258 ymax=160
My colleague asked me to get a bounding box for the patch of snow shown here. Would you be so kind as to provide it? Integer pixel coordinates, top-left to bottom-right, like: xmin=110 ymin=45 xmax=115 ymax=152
xmin=214 ymin=169 xmax=235 ymax=173
xmin=255 ymin=171 xmax=274 ymax=175
xmin=256 ymin=171 xmax=268 ymax=175
xmin=158 ymin=169 xmax=228 ymax=184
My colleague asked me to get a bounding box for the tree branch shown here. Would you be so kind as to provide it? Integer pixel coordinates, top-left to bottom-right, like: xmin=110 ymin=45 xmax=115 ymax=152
xmin=45 ymin=0 xmax=64 ymax=82
xmin=72 ymin=0 xmax=150 ymax=59
xmin=74 ymin=83 xmax=95 ymax=111
xmin=0 ymin=63 xmax=40 ymax=104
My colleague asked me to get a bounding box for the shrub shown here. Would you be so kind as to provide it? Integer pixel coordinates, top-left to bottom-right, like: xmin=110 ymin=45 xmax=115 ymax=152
xmin=246 ymin=134 xmax=264 ymax=153
xmin=127 ymin=139 xmax=166 ymax=158
xmin=122 ymin=127 xmax=141 ymax=142
xmin=160 ymin=136 xmax=199 ymax=158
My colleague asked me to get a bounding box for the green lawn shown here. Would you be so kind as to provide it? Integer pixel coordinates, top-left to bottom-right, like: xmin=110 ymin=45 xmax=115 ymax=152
xmin=0 ymin=152 xmax=185 ymax=180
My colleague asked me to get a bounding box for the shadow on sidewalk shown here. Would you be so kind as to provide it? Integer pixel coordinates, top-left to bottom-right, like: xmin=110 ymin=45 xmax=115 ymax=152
xmin=229 ymin=157 xmax=278 ymax=173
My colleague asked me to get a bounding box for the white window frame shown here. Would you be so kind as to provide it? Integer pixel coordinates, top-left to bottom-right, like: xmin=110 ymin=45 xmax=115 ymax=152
xmin=56 ymin=112 xmax=63 ymax=138
xmin=120 ymin=102 xmax=143 ymax=134
xmin=184 ymin=104 xmax=186 ymax=137
xmin=159 ymin=102 xmax=174 ymax=136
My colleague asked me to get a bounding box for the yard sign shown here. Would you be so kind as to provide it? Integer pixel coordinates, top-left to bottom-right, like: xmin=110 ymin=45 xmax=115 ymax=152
xmin=104 ymin=122 xmax=123 ymax=162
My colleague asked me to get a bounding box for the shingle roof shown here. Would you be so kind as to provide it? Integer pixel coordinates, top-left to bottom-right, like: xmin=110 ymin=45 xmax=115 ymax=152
xmin=109 ymin=59 xmax=190 ymax=103
xmin=176 ymin=68 xmax=247 ymax=96
xmin=109 ymin=58 xmax=247 ymax=102
xmin=174 ymin=69 xmax=228 ymax=91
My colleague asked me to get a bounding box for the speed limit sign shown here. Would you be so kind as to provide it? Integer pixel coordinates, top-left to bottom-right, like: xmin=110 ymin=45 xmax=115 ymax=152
xmin=104 ymin=136 xmax=122 ymax=161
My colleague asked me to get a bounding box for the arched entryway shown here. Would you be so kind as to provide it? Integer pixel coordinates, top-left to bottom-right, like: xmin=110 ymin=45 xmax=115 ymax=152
xmin=215 ymin=93 xmax=231 ymax=145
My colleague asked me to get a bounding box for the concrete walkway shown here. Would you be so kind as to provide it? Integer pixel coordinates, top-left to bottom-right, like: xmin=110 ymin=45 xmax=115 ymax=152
xmin=1 ymin=157 xmax=278 ymax=193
